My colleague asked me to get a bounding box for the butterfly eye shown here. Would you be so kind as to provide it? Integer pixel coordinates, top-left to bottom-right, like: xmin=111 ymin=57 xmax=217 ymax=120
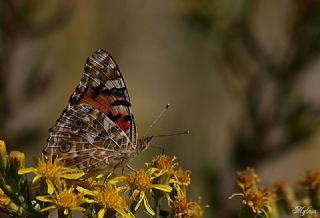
xmin=59 ymin=143 xmax=71 ymax=153
xmin=74 ymin=119 xmax=84 ymax=128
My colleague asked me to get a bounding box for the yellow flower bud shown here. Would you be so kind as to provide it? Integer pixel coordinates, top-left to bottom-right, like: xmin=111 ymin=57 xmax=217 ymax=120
xmin=0 ymin=140 xmax=8 ymax=169
xmin=0 ymin=140 xmax=7 ymax=157
xmin=9 ymin=151 xmax=25 ymax=171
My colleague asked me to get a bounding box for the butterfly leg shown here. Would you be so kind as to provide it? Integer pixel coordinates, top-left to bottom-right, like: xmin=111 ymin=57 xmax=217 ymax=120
xmin=105 ymin=171 xmax=114 ymax=179
xmin=101 ymin=171 xmax=115 ymax=186
xmin=103 ymin=163 xmax=121 ymax=184
xmin=120 ymin=165 xmax=136 ymax=175
xmin=126 ymin=164 xmax=137 ymax=172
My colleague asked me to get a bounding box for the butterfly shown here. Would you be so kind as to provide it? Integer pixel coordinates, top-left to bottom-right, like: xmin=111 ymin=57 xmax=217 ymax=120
xmin=43 ymin=49 xmax=153 ymax=173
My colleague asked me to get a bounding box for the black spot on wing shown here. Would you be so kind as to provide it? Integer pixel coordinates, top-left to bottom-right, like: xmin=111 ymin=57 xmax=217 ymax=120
xmin=69 ymin=86 xmax=87 ymax=105
xmin=102 ymin=87 xmax=126 ymax=98
xmin=114 ymin=114 xmax=121 ymax=120
xmin=69 ymin=95 xmax=78 ymax=105
xmin=123 ymin=115 xmax=131 ymax=121
xmin=106 ymin=111 xmax=122 ymax=122
xmin=92 ymin=83 xmax=104 ymax=98
xmin=111 ymin=100 xmax=131 ymax=107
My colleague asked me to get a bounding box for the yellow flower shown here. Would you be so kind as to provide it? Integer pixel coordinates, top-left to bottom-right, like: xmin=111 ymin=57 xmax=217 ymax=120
xmin=301 ymin=170 xmax=320 ymax=190
xmin=170 ymin=196 xmax=188 ymax=217
xmin=113 ymin=169 xmax=172 ymax=216
xmin=36 ymin=184 xmax=92 ymax=215
xmin=77 ymin=176 xmax=103 ymax=191
xmin=170 ymin=169 xmax=191 ymax=186
xmin=230 ymin=187 xmax=272 ymax=217
xmin=169 ymin=196 xmax=205 ymax=218
xmin=147 ymin=155 xmax=177 ymax=178
xmin=151 ymin=155 xmax=176 ymax=170
xmin=236 ymin=168 xmax=260 ymax=190
xmin=187 ymin=201 xmax=204 ymax=218
xmin=272 ymin=180 xmax=297 ymax=209
xmin=95 ymin=184 xmax=133 ymax=218
xmin=169 ymin=168 xmax=191 ymax=196
xmin=127 ymin=169 xmax=152 ymax=191
xmin=18 ymin=155 xmax=85 ymax=194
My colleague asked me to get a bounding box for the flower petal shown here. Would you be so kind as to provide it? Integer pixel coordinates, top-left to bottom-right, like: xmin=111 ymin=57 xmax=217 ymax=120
xmin=143 ymin=193 xmax=155 ymax=216
xmin=46 ymin=179 xmax=55 ymax=194
xmin=36 ymin=196 xmax=53 ymax=203
xmin=134 ymin=192 xmax=144 ymax=211
xmin=96 ymin=174 xmax=104 ymax=179
xmin=61 ymin=172 xmax=85 ymax=179
xmin=109 ymin=176 xmax=127 ymax=184
xmin=132 ymin=190 xmax=140 ymax=199
xmin=77 ymin=187 xmax=95 ymax=196
xmin=70 ymin=207 xmax=86 ymax=211
xmin=40 ymin=205 xmax=57 ymax=212
xmin=116 ymin=208 xmax=133 ymax=218
xmin=32 ymin=175 xmax=41 ymax=183
xmin=98 ymin=208 xmax=106 ymax=218
xmin=84 ymin=198 xmax=95 ymax=204
xmin=64 ymin=209 xmax=69 ymax=215
xmin=149 ymin=184 xmax=172 ymax=192
xmin=18 ymin=167 xmax=35 ymax=175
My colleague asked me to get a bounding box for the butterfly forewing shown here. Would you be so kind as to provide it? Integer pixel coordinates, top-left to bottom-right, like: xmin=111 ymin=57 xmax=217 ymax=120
xmin=69 ymin=49 xmax=137 ymax=145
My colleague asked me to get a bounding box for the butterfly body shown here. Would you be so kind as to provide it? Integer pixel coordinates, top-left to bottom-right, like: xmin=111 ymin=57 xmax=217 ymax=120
xmin=43 ymin=49 xmax=152 ymax=172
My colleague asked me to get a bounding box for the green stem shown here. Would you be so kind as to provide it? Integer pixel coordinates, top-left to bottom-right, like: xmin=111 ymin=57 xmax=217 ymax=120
xmin=309 ymin=189 xmax=320 ymax=210
xmin=154 ymin=197 xmax=160 ymax=218
xmin=0 ymin=175 xmax=45 ymax=218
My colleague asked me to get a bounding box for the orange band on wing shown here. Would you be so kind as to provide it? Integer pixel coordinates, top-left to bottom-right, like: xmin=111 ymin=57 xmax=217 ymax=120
xmin=79 ymin=90 xmax=111 ymax=115
xmin=78 ymin=90 xmax=131 ymax=133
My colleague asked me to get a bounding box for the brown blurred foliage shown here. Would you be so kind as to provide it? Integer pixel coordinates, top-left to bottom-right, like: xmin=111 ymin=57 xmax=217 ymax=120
xmin=0 ymin=0 xmax=74 ymax=150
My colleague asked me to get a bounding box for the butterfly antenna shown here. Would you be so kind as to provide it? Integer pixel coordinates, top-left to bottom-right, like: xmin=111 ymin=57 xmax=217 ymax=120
xmin=151 ymin=130 xmax=190 ymax=138
xmin=143 ymin=103 xmax=170 ymax=137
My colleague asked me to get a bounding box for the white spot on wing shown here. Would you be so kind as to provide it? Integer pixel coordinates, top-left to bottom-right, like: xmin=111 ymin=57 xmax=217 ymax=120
xmin=109 ymin=63 xmax=115 ymax=70
xmin=103 ymin=118 xmax=112 ymax=129
xmin=82 ymin=115 xmax=90 ymax=122
xmin=105 ymin=80 xmax=123 ymax=89
xmin=86 ymin=133 xmax=95 ymax=144
xmin=92 ymin=79 xmax=100 ymax=87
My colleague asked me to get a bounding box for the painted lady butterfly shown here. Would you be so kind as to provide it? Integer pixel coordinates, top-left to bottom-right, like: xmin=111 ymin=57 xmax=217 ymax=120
xmin=43 ymin=49 xmax=152 ymax=172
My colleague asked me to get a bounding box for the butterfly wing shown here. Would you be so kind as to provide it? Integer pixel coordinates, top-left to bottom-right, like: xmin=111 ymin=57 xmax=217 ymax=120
xmin=43 ymin=49 xmax=138 ymax=170
xmin=69 ymin=49 xmax=137 ymax=145
xmin=44 ymin=104 xmax=131 ymax=170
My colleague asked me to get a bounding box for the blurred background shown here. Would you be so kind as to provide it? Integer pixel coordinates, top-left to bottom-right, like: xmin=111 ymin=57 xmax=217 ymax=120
xmin=1 ymin=0 xmax=320 ymax=217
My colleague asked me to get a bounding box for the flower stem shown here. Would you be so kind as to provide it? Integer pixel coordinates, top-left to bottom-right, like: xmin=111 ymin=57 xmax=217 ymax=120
xmin=154 ymin=197 xmax=160 ymax=218
xmin=0 ymin=174 xmax=45 ymax=218
xmin=310 ymin=189 xmax=320 ymax=210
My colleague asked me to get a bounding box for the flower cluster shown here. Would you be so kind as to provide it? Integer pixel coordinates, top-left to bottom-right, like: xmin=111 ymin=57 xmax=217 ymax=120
xmin=229 ymin=168 xmax=274 ymax=218
xmin=0 ymin=140 xmax=206 ymax=218
xmin=301 ymin=170 xmax=320 ymax=190
xmin=230 ymin=168 xmax=320 ymax=218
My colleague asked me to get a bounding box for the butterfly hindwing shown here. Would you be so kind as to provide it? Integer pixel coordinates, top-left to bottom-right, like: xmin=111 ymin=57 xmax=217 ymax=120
xmin=44 ymin=104 xmax=131 ymax=170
